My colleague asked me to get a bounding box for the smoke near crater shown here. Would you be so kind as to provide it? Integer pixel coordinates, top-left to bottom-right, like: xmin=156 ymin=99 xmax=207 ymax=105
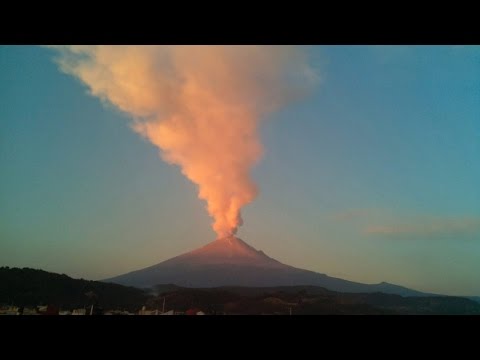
xmin=49 ymin=45 xmax=316 ymax=238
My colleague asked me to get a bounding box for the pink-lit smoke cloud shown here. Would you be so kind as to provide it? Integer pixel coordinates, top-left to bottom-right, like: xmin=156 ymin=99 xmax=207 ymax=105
xmin=50 ymin=46 xmax=316 ymax=238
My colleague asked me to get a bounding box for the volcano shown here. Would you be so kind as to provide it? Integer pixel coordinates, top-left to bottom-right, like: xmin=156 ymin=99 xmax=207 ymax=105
xmin=105 ymin=236 xmax=426 ymax=296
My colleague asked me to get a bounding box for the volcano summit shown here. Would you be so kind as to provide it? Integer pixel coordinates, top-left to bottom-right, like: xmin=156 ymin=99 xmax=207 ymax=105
xmin=106 ymin=237 xmax=427 ymax=297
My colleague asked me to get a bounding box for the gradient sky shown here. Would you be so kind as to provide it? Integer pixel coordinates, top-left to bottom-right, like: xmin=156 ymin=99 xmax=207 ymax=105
xmin=1 ymin=46 xmax=479 ymax=296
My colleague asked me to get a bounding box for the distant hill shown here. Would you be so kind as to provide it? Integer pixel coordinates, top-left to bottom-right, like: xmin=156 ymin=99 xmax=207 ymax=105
xmin=106 ymin=236 xmax=430 ymax=297
xmin=0 ymin=267 xmax=147 ymax=311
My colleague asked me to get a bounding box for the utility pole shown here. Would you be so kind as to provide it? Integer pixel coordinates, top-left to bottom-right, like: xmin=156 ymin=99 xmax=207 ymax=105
xmin=162 ymin=297 xmax=166 ymax=313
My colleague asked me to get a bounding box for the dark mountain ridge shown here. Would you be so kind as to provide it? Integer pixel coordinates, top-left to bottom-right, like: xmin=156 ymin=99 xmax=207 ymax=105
xmin=0 ymin=267 xmax=147 ymax=311
xmin=2 ymin=267 xmax=479 ymax=314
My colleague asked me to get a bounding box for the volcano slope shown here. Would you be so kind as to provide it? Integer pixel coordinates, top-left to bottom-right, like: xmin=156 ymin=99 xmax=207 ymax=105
xmin=105 ymin=236 xmax=428 ymax=297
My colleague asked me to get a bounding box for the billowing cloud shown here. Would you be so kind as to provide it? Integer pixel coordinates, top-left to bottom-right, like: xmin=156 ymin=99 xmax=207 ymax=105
xmin=47 ymin=45 xmax=317 ymax=238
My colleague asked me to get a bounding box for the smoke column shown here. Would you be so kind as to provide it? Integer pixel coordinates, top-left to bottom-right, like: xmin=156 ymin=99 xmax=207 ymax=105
xmin=49 ymin=46 xmax=316 ymax=238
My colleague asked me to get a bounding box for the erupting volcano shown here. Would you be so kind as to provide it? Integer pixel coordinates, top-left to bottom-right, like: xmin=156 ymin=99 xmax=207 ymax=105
xmin=50 ymin=46 xmax=433 ymax=298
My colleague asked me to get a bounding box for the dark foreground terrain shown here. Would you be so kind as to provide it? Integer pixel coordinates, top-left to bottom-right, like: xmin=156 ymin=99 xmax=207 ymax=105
xmin=1 ymin=267 xmax=479 ymax=315
xmin=149 ymin=284 xmax=480 ymax=315
xmin=0 ymin=267 xmax=147 ymax=312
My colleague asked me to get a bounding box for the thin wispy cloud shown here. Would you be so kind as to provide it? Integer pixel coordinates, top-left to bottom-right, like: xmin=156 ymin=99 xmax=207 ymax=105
xmin=331 ymin=208 xmax=388 ymax=222
xmin=332 ymin=209 xmax=371 ymax=221
xmin=364 ymin=217 xmax=480 ymax=240
xmin=369 ymin=45 xmax=414 ymax=64
xmin=331 ymin=208 xmax=480 ymax=240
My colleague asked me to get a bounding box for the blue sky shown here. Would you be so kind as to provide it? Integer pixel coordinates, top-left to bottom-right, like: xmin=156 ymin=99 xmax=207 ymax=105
xmin=1 ymin=45 xmax=479 ymax=295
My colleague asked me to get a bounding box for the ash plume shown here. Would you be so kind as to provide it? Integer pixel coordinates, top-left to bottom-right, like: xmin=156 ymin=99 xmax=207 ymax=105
xmin=49 ymin=46 xmax=316 ymax=237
